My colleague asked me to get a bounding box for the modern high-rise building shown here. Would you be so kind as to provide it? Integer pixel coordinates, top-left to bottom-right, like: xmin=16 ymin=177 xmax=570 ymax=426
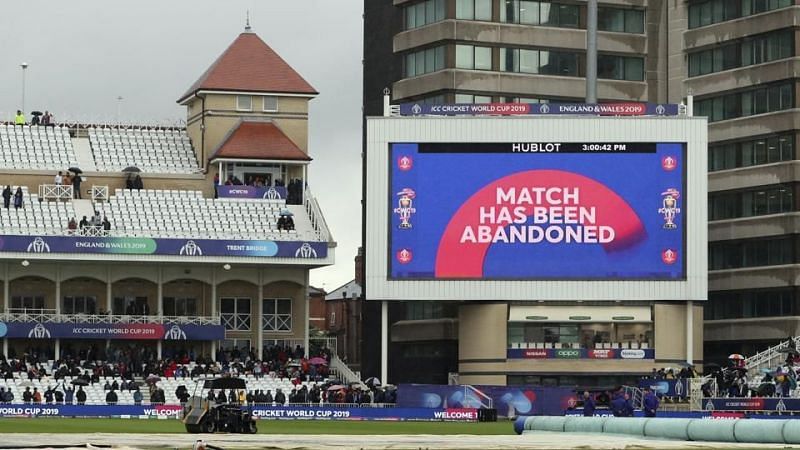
xmin=362 ymin=0 xmax=798 ymax=383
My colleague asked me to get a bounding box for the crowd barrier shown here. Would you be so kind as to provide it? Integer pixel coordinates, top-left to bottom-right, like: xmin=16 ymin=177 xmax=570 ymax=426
xmin=0 ymin=404 xmax=480 ymax=422
xmin=398 ymin=384 xmax=574 ymax=417
xmin=515 ymin=416 xmax=800 ymax=444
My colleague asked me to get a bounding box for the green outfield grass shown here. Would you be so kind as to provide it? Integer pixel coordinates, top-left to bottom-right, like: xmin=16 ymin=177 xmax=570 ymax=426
xmin=0 ymin=418 xmax=515 ymax=435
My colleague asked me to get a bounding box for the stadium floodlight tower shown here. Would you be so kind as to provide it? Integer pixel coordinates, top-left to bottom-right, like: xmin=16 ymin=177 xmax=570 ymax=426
xmin=20 ymin=62 xmax=28 ymax=113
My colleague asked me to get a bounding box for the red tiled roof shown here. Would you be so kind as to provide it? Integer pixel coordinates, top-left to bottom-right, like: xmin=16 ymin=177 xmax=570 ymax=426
xmin=178 ymin=32 xmax=317 ymax=103
xmin=211 ymin=120 xmax=311 ymax=161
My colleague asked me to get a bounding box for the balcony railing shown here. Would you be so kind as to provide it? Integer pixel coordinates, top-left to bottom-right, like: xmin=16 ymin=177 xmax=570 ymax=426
xmin=1 ymin=310 xmax=219 ymax=325
xmin=38 ymin=184 xmax=73 ymax=201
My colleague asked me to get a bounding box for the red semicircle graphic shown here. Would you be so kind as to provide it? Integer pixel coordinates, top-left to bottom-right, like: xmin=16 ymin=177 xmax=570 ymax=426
xmin=434 ymin=170 xmax=646 ymax=278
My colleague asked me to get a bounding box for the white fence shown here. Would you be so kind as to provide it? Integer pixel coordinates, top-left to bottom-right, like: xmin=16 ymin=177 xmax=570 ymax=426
xmin=38 ymin=184 xmax=73 ymax=201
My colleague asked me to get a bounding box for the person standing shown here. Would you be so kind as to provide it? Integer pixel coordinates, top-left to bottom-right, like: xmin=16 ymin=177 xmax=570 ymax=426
xmin=72 ymin=174 xmax=82 ymax=199
xmin=14 ymin=110 xmax=25 ymax=126
xmin=13 ymin=187 xmax=23 ymax=209
xmin=582 ymin=391 xmax=595 ymax=417
xmin=2 ymin=186 xmax=10 ymax=208
xmin=643 ymin=387 xmax=659 ymax=417
xmin=54 ymin=171 xmax=63 ymax=186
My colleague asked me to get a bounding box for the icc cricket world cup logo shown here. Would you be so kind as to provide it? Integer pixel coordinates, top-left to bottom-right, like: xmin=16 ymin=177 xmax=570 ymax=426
xmin=393 ymin=188 xmax=417 ymax=229
xmin=658 ymin=188 xmax=681 ymax=230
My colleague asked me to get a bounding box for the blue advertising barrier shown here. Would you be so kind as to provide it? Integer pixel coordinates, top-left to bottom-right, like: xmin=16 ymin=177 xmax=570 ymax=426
xmin=0 ymin=404 xmax=479 ymax=421
xmin=0 ymin=235 xmax=326 ymax=259
xmin=564 ymin=410 xmax=793 ymax=420
xmin=399 ymin=102 xmax=680 ymax=117
xmin=389 ymin=142 xmax=685 ymax=280
xmin=397 ymin=384 xmax=575 ymax=417
xmin=216 ymin=185 xmax=288 ymax=200
xmin=638 ymin=379 xmax=689 ymax=398
xmin=508 ymin=348 xmax=655 ymax=360
xmin=0 ymin=322 xmax=224 ymax=340
xmin=701 ymin=397 xmax=800 ymax=412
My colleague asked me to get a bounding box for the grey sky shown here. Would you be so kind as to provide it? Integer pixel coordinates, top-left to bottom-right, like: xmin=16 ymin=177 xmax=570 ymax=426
xmin=0 ymin=0 xmax=363 ymax=292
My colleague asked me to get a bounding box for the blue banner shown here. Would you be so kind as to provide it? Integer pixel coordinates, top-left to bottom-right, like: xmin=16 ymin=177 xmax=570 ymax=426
xmin=638 ymin=379 xmax=688 ymax=398
xmin=397 ymin=384 xmax=575 ymax=417
xmin=701 ymin=398 xmax=800 ymax=412
xmin=507 ymin=348 xmax=655 ymax=360
xmin=0 ymin=321 xmax=224 ymax=341
xmin=0 ymin=235 xmax=327 ymax=259
xmin=216 ymin=185 xmax=287 ymax=200
xmin=0 ymin=404 xmax=478 ymax=421
xmin=389 ymin=142 xmax=686 ymax=280
xmin=399 ymin=102 xmax=679 ymax=117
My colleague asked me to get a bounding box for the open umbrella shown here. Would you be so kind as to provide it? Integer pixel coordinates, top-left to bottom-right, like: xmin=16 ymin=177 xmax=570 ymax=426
xmin=70 ymin=379 xmax=89 ymax=386
xmin=68 ymin=167 xmax=83 ymax=174
xmin=364 ymin=376 xmax=381 ymax=387
xmin=146 ymin=374 xmax=161 ymax=383
xmin=728 ymin=354 xmax=745 ymax=360
xmin=280 ymin=209 xmax=294 ymax=216
xmin=122 ymin=166 xmax=141 ymax=173
xmin=30 ymin=111 xmax=43 ymax=116
xmin=308 ymin=357 xmax=327 ymax=365
xmin=326 ymin=384 xmax=345 ymax=391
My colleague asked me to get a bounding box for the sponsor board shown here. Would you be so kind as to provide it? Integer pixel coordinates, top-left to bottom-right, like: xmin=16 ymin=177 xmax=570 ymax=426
xmin=399 ymin=103 xmax=680 ymax=117
xmin=216 ymin=185 xmax=287 ymax=200
xmin=507 ymin=348 xmax=654 ymax=360
xmin=0 ymin=321 xmax=224 ymax=341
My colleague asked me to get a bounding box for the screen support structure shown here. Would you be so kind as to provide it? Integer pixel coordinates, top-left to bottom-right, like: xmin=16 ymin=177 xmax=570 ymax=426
xmin=381 ymin=300 xmax=389 ymax=383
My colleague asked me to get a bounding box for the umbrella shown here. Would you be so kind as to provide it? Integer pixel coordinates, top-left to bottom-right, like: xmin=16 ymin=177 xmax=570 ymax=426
xmin=364 ymin=376 xmax=381 ymax=387
xmin=326 ymin=385 xmax=345 ymax=391
xmin=122 ymin=166 xmax=141 ymax=173
xmin=728 ymin=354 xmax=745 ymax=360
xmin=280 ymin=209 xmax=294 ymax=216
xmin=675 ymin=362 xmax=692 ymax=368
xmin=70 ymin=379 xmax=89 ymax=386
xmin=308 ymin=357 xmax=327 ymax=365
xmin=761 ymin=368 xmax=775 ymax=374
xmin=68 ymin=167 xmax=83 ymax=174
xmin=146 ymin=374 xmax=161 ymax=383
xmin=30 ymin=111 xmax=43 ymax=116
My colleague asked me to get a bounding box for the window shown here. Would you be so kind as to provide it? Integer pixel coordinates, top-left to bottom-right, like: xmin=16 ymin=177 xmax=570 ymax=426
xmin=501 ymin=1 xmax=580 ymax=28
xmin=405 ymin=0 xmax=446 ymax=29
xmin=456 ymin=45 xmax=493 ymax=70
xmin=709 ymin=185 xmax=794 ymax=220
xmin=455 ymin=93 xmax=493 ymax=103
xmin=695 ymin=81 xmax=794 ymax=123
xmin=707 ymin=288 xmax=796 ymax=320
xmin=598 ymin=7 xmax=644 ymax=33
xmin=330 ymin=311 xmax=336 ymax=327
xmin=11 ymin=295 xmax=44 ymax=311
xmin=221 ymin=297 xmax=251 ymax=330
xmin=113 ymin=296 xmax=148 ymax=315
xmin=688 ymin=30 xmax=794 ymax=77
xmin=457 ymin=0 xmax=492 ymax=20
xmin=689 ymin=0 xmax=791 ymax=29
xmin=405 ymin=46 xmax=445 ymax=78
xmin=236 ymin=95 xmax=252 ymax=111
xmin=262 ymin=298 xmax=292 ymax=331
xmin=62 ymin=296 xmax=97 ymax=315
xmin=709 ymin=236 xmax=795 ymax=270
xmin=597 ymin=55 xmax=644 ymax=81
xmin=262 ymin=96 xmax=278 ymax=112
xmin=501 ymin=47 xmax=580 ymax=76
xmin=406 ymin=302 xmax=458 ymax=320
xmin=163 ymin=297 xmax=198 ymax=316
xmin=709 ymin=134 xmax=795 ymax=171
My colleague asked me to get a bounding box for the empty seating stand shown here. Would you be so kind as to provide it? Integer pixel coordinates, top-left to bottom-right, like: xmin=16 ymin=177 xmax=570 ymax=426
xmin=0 ymin=125 xmax=78 ymax=170
xmin=0 ymin=186 xmax=76 ymax=235
xmin=100 ymin=189 xmax=298 ymax=241
xmin=88 ymin=127 xmax=200 ymax=174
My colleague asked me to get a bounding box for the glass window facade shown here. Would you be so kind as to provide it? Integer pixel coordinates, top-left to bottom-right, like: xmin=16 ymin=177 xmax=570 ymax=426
xmin=236 ymin=95 xmax=252 ymax=111
xmin=695 ymin=82 xmax=794 ymax=122
xmin=501 ymin=1 xmax=580 ymax=28
xmin=221 ymin=297 xmax=251 ymax=331
xmin=405 ymin=0 xmax=446 ymax=29
xmin=709 ymin=236 xmax=795 ymax=270
xmin=262 ymin=96 xmax=278 ymax=112
xmin=689 ymin=0 xmax=792 ymax=29
xmin=597 ymin=54 xmax=645 ymax=81
xmin=457 ymin=0 xmax=493 ymax=20
xmin=163 ymin=297 xmax=198 ymax=316
xmin=598 ymin=7 xmax=645 ymax=33
xmin=455 ymin=93 xmax=493 ymax=103
xmin=263 ymin=298 xmax=292 ymax=331
xmin=709 ymin=184 xmax=794 ymax=220
xmin=709 ymin=134 xmax=795 ymax=171
xmin=456 ymin=44 xmax=493 ymax=70
xmin=706 ymin=288 xmax=796 ymax=320
xmin=406 ymin=302 xmax=458 ymax=320
xmin=405 ymin=46 xmax=446 ymax=77
xmin=62 ymin=296 xmax=97 ymax=315
xmin=688 ymin=29 xmax=794 ymax=77
xmin=507 ymin=322 xmax=653 ymax=348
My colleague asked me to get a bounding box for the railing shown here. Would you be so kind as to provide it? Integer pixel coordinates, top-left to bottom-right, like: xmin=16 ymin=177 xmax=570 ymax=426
xmin=92 ymin=185 xmax=109 ymax=202
xmin=622 ymin=385 xmax=644 ymax=410
xmin=38 ymin=184 xmax=73 ymax=201
xmin=330 ymin=355 xmax=363 ymax=387
xmin=745 ymin=337 xmax=797 ymax=376
xmin=463 ymin=385 xmax=493 ymax=409
xmin=276 ymin=337 xmax=338 ymax=358
xmin=0 ymin=312 xmax=220 ymax=325
xmin=69 ymin=226 xmax=110 ymax=237
xmin=304 ymin=189 xmax=333 ymax=243
xmin=689 ymin=376 xmax=716 ymax=411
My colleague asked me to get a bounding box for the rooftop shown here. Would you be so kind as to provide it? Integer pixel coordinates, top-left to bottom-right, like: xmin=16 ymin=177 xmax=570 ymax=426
xmin=210 ymin=119 xmax=311 ymax=162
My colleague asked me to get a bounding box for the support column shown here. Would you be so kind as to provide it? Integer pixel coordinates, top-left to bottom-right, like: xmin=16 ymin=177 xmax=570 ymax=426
xmin=55 ymin=339 xmax=60 ymax=360
xmin=304 ymin=271 xmax=310 ymax=358
xmin=106 ymin=267 xmax=112 ymax=314
xmin=686 ymin=301 xmax=693 ymax=364
xmin=302 ymin=164 xmax=307 ymax=203
xmin=257 ymin=270 xmax=264 ymax=360
xmin=2 ymin=339 xmax=7 ymax=359
xmin=3 ymin=262 xmax=9 ymax=313
xmin=157 ymin=267 xmax=163 ymax=316
xmin=381 ymin=301 xmax=388 ymax=384
xmin=55 ymin=267 xmax=61 ymax=315
xmin=157 ymin=340 xmax=162 ymax=359
xmin=210 ymin=269 xmax=217 ymax=361
xmin=218 ymin=162 xmax=223 ymax=184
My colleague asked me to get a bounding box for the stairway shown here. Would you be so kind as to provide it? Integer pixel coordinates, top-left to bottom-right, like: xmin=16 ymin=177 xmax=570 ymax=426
xmin=71 ymin=199 xmax=95 ymax=222
xmin=745 ymin=337 xmax=797 ymax=377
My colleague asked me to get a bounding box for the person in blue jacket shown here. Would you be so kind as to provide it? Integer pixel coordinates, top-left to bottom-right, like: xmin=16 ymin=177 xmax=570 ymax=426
xmin=643 ymin=387 xmax=660 ymax=417
xmin=622 ymin=393 xmax=635 ymax=417
xmin=610 ymin=391 xmax=627 ymax=417
xmin=582 ymin=391 xmax=596 ymax=417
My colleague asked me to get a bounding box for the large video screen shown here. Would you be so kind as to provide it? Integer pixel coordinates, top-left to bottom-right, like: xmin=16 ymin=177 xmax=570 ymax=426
xmin=388 ymin=142 xmax=686 ymax=280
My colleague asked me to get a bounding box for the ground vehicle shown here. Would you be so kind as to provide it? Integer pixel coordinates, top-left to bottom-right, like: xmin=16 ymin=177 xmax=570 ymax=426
xmin=183 ymin=377 xmax=257 ymax=434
